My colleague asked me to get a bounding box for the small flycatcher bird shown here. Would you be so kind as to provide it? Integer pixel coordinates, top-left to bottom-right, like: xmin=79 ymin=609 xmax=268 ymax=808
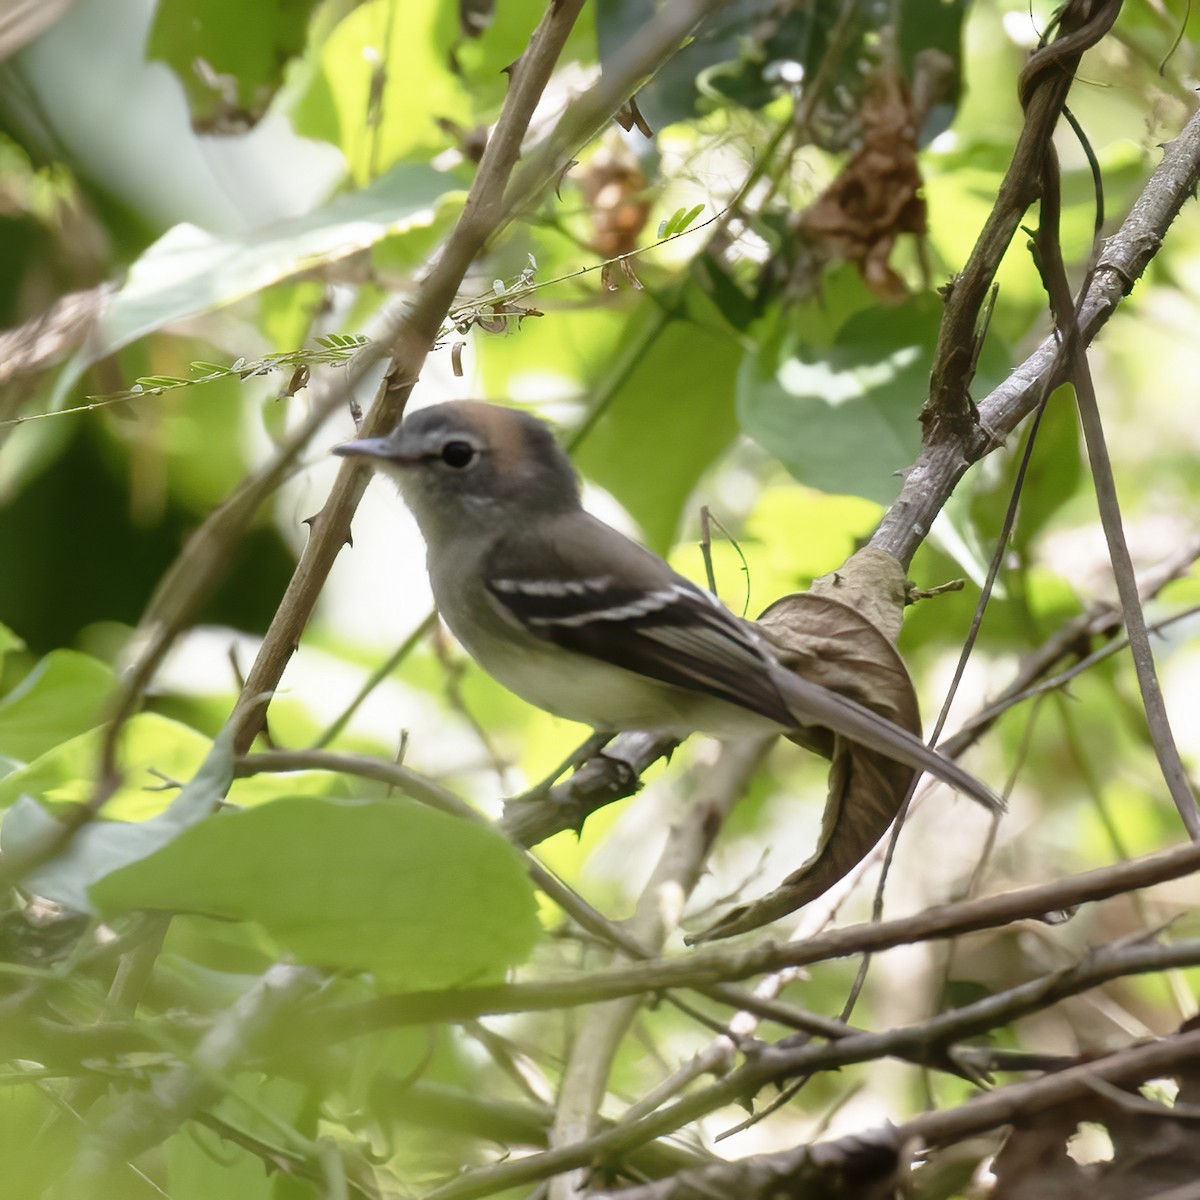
xmin=335 ymin=401 xmax=1001 ymax=813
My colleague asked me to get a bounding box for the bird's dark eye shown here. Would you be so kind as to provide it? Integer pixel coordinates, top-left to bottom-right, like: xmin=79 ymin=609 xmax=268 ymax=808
xmin=440 ymin=440 xmax=475 ymax=468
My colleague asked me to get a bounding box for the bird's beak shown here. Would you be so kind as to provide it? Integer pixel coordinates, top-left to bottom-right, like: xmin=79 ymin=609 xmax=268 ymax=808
xmin=333 ymin=435 xmax=412 ymax=463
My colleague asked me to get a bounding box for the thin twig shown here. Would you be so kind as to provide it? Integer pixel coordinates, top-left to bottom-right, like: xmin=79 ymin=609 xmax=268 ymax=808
xmin=66 ymin=963 xmax=323 ymax=1189
xmin=417 ymin=942 xmax=1200 ymax=1199
xmin=1032 ymin=128 xmax=1200 ymax=837
xmin=548 ymin=738 xmax=769 ymax=1199
xmin=593 ymin=1027 xmax=1200 ymax=1199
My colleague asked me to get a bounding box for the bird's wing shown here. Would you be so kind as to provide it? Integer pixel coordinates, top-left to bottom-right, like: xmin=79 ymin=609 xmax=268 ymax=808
xmin=483 ymin=515 xmax=1005 ymax=815
xmin=484 ymin=516 xmax=795 ymax=726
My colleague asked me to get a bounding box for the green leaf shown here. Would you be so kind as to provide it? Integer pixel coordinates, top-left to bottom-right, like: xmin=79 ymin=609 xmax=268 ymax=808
xmin=1009 ymin=385 xmax=1083 ymax=552
xmin=148 ymin=0 xmax=320 ymax=131
xmin=292 ymin=0 xmax=468 ymax=184
xmin=897 ymin=0 xmax=966 ymax=144
xmin=0 ymin=651 xmax=117 ymax=763
xmin=91 ymin=797 xmax=541 ymax=988
xmin=2 ymin=723 xmax=235 ymax=913
xmin=574 ymin=285 xmax=744 ymax=552
xmin=0 ymin=710 xmax=343 ymax=819
xmin=738 ymin=297 xmax=1010 ymax=504
xmin=659 ymin=203 xmax=705 ymax=239
xmin=0 ymin=712 xmax=210 ymax=816
xmin=50 ymin=162 xmax=452 ymax=406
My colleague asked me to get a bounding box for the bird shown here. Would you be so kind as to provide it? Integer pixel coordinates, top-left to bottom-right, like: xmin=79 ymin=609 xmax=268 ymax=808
xmin=334 ymin=400 xmax=1001 ymax=814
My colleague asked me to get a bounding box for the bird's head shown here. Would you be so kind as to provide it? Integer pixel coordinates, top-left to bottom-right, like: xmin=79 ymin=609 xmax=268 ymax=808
xmin=334 ymin=401 xmax=580 ymax=540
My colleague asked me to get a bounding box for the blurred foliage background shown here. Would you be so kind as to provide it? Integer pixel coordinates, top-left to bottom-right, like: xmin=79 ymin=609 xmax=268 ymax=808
xmin=1 ymin=0 xmax=1199 ymax=1197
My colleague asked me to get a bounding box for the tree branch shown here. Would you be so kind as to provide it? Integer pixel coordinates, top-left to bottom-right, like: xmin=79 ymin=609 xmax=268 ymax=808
xmin=314 ymin=836 xmax=1200 ymax=1036
xmin=1030 ymin=109 xmax=1199 ymax=836
xmin=923 ymin=0 xmax=1121 ymax=436
xmin=874 ymin=103 xmax=1200 ymax=566
xmin=597 ymin=1023 xmax=1200 ymax=1199
xmin=548 ymin=738 xmax=769 ymax=1198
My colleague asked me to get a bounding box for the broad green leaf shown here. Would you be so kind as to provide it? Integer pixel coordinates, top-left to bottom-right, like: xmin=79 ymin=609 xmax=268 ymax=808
xmin=0 ymin=1081 xmax=66 ymax=1200
xmin=259 ymin=280 xmax=329 ymax=353
xmin=165 ymin=1079 xmax=317 ymax=1200
xmin=0 ymin=711 xmax=340 ymax=818
xmin=974 ymin=384 xmax=1082 ymax=553
xmin=148 ymin=0 xmax=320 ymax=131
xmin=151 ymin=368 xmax=253 ymax=510
xmin=166 ymin=1124 xmax=274 ymax=1200
xmin=929 ymin=492 xmax=997 ymax=591
xmin=0 ymin=650 xmax=116 ymax=763
xmin=99 ymin=162 xmax=447 ymax=347
xmin=453 ymin=0 xmax=595 ymax=108
xmin=667 ymin=486 xmax=883 ymax=614
xmin=1 ymin=723 xmax=235 ymax=913
xmin=51 ymin=162 xmax=451 ymax=405
xmin=0 ymin=712 xmax=208 ymax=816
xmin=91 ymin=797 xmax=541 ymax=988
xmin=293 ymin=0 xmax=467 ymax=184
xmin=475 ymin=277 xmax=628 ymax=397
xmin=738 ymin=297 xmax=1009 ymax=505
xmin=574 ymin=285 xmax=744 ymax=552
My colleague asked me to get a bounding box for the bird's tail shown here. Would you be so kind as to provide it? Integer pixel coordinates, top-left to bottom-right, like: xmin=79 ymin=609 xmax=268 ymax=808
xmin=769 ymin=662 xmax=1004 ymax=814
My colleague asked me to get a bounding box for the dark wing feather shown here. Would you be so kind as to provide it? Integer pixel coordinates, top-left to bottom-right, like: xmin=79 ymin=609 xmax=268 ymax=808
xmin=485 ymin=532 xmax=794 ymax=727
xmin=482 ymin=516 xmax=1005 ymax=813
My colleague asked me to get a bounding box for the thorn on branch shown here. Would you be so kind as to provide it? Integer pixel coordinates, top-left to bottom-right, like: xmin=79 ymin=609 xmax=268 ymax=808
xmin=555 ymin=159 xmax=578 ymax=199
xmin=613 ymin=95 xmax=653 ymax=138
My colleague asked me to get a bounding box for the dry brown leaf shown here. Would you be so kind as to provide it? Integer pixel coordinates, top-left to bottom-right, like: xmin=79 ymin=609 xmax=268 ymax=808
xmin=809 ymin=545 xmax=910 ymax=643
xmin=694 ymin=550 xmax=919 ymax=939
xmin=579 ymin=149 xmax=651 ymax=259
xmin=792 ymin=52 xmax=954 ymax=302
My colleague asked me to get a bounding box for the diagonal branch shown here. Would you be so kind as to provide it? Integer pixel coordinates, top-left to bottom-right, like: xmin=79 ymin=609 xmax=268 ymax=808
xmin=923 ymin=0 xmax=1121 ymax=435
xmin=874 ymin=102 xmax=1200 ymax=566
xmin=597 ymin=1022 xmax=1200 ymax=1199
xmin=418 ymin=940 xmax=1200 ymax=1198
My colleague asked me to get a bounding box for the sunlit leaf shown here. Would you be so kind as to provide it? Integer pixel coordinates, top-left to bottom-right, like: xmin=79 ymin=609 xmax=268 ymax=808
xmin=574 ymin=284 xmax=743 ymax=551
xmin=738 ymin=297 xmax=1009 ymax=504
xmin=148 ymin=0 xmax=320 ymax=131
xmin=2 ymin=723 xmax=235 ymax=912
xmin=49 ymin=162 xmax=450 ymax=407
xmin=0 ymin=651 xmax=116 ymax=764
xmin=293 ymin=0 xmax=468 ymax=184
xmin=91 ymin=796 xmax=541 ymax=987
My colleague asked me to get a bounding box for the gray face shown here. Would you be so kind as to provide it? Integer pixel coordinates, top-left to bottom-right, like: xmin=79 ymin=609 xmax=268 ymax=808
xmin=334 ymin=401 xmax=581 ymax=541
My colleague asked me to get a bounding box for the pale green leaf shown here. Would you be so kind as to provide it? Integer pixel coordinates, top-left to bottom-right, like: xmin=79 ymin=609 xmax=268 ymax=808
xmin=0 ymin=651 xmax=117 ymax=764
xmin=91 ymin=797 xmax=541 ymax=987
xmin=2 ymin=724 xmax=235 ymax=913
xmin=50 ymin=162 xmax=451 ymax=406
